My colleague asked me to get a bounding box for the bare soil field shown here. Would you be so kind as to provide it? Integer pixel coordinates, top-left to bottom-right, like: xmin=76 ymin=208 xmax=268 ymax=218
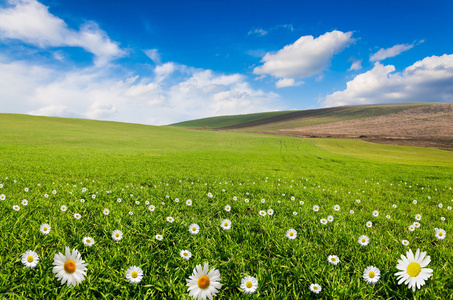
xmin=261 ymin=103 xmax=453 ymax=151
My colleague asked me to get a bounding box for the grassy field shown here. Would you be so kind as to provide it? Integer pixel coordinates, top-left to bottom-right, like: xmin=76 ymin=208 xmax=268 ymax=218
xmin=1 ymin=113 xmax=452 ymax=299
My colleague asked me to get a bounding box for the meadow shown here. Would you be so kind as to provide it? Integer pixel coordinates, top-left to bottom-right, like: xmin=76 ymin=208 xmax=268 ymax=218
xmin=1 ymin=114 xmax=452 ymax=299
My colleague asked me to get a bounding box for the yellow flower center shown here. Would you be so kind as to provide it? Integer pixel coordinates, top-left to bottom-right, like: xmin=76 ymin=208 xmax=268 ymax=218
xmin=224 ymin=222 xmax=228 ymax=227
xmin=368 ymin=271 xmax=375 ymax=278
xmin=361 ymin=238 xmax=366 ymax=243
xmin=407 ymin=262 xmax=421 ymax=277
xmin=43 ymin=227 xmax=48 ymax=231
xmin=27 ymin=255 xmax=34 ymax=263
xmin=331 ymin=258 xmax=336 ymax=261
xmin=131 ymin=271 xmax=138 ymax=278
xmin=439 ymin=232 xmax=443 ymax=236
xmin=64 ymin=260 xmax=76 ymax=274
xmin=86 ymin=239 xmax=91 ymax=243
xmin=289 ymin=232 xmax=294 ymax=236
xmin=115 ymin=233 xmax=119 ymax=237
xmin=246 ymin=281 xmax=253 ymax=288
xmin=197 ymin=275 xmax=210 ymax=289
xmin=313 ymin=285 xmax=318 ymax=290
xmin=192 ymin=227 xmax=196 ymax=231
xmin=183 ymin=252 xmax=188 ymax=256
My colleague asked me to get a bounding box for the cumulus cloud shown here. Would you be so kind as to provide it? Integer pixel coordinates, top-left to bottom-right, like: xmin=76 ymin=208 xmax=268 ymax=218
xmin=348 ymin=59 xmax=362 ymax=71
xmin=0 ymin=0 xmax=125 ymax=65
xmin=370 ymin=43 xmax=414 ymax=62
xmin=253 ymin=30 xmax=354 ymax=85
xmin=275 ymin=78 xmax=303 ymax=88
xmin=323 ymin=54 xmax=453 ymax=107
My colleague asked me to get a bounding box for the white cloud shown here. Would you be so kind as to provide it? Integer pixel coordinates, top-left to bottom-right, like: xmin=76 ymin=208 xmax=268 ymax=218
xmin=144 ymin=49 xmax=161 ymax=64
xmin=253 ymin=30 xmax=354 ymax=83
xmin=370 ymin=43 xmax=414 ymax=62
xmin=0 ymin=0 xmax=125 ymax=65
xmin=323 ymin=54 xmax=453 ymax=107
xmin=275 ymin=78 xmax=303 ymax=88
xmin=248 ymin=28 xmax=268 ymax=36
xmin=348 ymin=59 xmax=362 ymax=71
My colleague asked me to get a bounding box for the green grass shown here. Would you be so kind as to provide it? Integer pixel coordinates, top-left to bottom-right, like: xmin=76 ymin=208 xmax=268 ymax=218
xmin=169 ymin=111 xmax=294 ymax=128
xmin=1 ymin=113 xmax=452 ymax=299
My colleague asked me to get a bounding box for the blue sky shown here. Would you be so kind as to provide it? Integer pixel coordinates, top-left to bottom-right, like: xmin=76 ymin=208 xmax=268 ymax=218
xmin=0 ymin=0 xmax=452 ymax=125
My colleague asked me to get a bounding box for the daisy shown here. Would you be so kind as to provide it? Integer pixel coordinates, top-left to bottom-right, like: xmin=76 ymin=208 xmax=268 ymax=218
xmin=438 ymin=203 xmax=443 ymax=208
xmin=60 ymin=205 xmax=67 ymax=212
xmin=292 ymin=211 xmax=297 ymax=216
xmin=267 ymin=208 xmax=274 ymax=216
xmin=82 ymin=187 xmax=87 ymax=193
xmin=299 ymin=201 xmax=304 ymax=205
xmin=186 ymin=199 xmax=192 ymax=206
xmin=149 ymin=205 xmax=155 ymax=212
xmin=74 ymin=213 xmax=81 ymax=220
xmin=392 ymin=204 xmax=397 ymax=208
xmin=128 ymin=211 xmax=133 ymax=216
xmin=82 ymin=237 xmax=95 ymax=247
xmin=167 ymin=216 xmax=174 ymax=223
xmin=363 ymin=266 xmax=380 ymax=284
xmin=52 ymin=190 xmax=57 ymax=195
xmin=402 ymin=240 xmax=410 ymax=246
xmin=350 ymin=210 xmax=354 ymax=214
xmin=261 ymin=199 xmax=265 ymax=203
xmin=448 ymin=206 xmax=452 ymax=210
xmin=135 ymin=201 xmax=140 ymax=205
xmin=415 ymin=214 xmax=421 ymax=221
xmin=244 ymin=199 xmax=249 ymax=203
xmin=290 ymin=196 xmax=295 ymax=201
xmin=356 ymin=199 xmax=361 ymax=204
xmin=52 ymin=247 xmax=88 ymax=287
xmin=313 ymin=205 xmax=319 ymax=212
xmin=233 ymin=196 xmax=237 ymax=201
xmin=220 ymin=219 xmax=232 ymax=230
xmin=155 ymin=234 xmax=163 ymax=241
xmin=327 ymin=215 xmax=334 ymax=222
xmin=408 ymin=225 xmax=415 ymax=232
xmin=126 ymin=266 xmax=143 ymax=284
xmin=333 ymin=204 xmax=340 ymax=211
xmin=435 ymin=229 xmax=446 ymax=240
xmin=186 ymin=262 xmax=222 ymax=300
xmin=21 ymin=199 xmax=28 ymax=206
xmin=320 ymin=218 xmax=327 ymax=225
xmin=207 ymin=192 xmax=213 ymax=198
xmin=224 ymin=205 xmax=231 ymax=212
xmin=24 ymin=187 xmax=29 ymax=192
xmin=366 ymin=221 xmax=373 ymax=228
xmin=103 ymin=208 xmax=110 ymax=216
xmin=413 ymin=200 xmax=417 ymax=204
xmin=44 ymin=194 xmax=49 ymax=198
xmin=310 ymin=283 xmax=322 ymax=294
xmin=180 ymin=250 xmax=192 ymax=260
xmin=13 ymin=205 xmax=20 ymax=211
xmin=22 ymin=250 xmax=39 ymax=268
xmin=358 ymin=235 xmax=369 ymax=246
xmin=327 ymin=255 xmax=340 ymax=265
xmin=413 ymin=222 xmax=420 ymax=228
xmin=286 ymin=229 xmax=297 ymax=240
xmin=386 ymin=215 xmax=391 ymax=219
xmin=40 ymin=223 xmax=51 ymax=235
xmin=112 ymin=230 xmax=123 ymax=241
xmin=80 ymin=199 xmax=85 ymax=203
xmin=240 ymin=275 xmax=258 ymax=294
xmin=117 ymin=198 xmax=122 ymax=203
xmin=395 ymin=248 xmax=433 ymax=291
xmin=0 ymin=194 xmax=5 ymax=201
xmin=91 ymin=194 xmax=96 ymax=199
xmin=440 ymin=217 xmax=445 ymax=221
xmin=189 ymin=224 xmax=200 ymax=235
xmin=372 ymin=210 xmax=379 ymax=217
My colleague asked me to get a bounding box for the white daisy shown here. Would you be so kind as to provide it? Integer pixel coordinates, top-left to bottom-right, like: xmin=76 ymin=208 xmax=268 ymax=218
xmin=372 ymin=210 xmax=379 ymax=217
xmin=21 ymin=199 xmax=28 ymax=206
xmin=117 ymin=198 xmax=122 ymax=203
xmin=395 ymin=248 xmax=433 ymax=291
xmin=386 ymin=215 xmax=391 ymax=219
xmin=74 ymin=213 xmax=81 ymax=220
xmin=408 ymin=225 xmax=415 ymax=232
xmin=135 ymin=201 xmax=140 ymax=205
xmin=128 ymin=211 xmax=133 ymax=215
xmin=186 ymin=199 xmax=192 ymax=206
xmin=149 ymin=205 xmax=155 ymax=212
xmin=402 ymin=240 xmax=410 ymax=246
xmin=220 ymin=219 xmax=232 ymax=230
xmin=363 ymin=266 xmax=380 ymax=284
xmin=91 ymin=194 xmax=96 ymax=199
xmin=52 ymin=190 xmax=57 ymax=195
xmin=80 ymin=199 xmax=85 ymax=203
xmin=103 ymin=208 xmax=110 ymax=216
xmin=44 ymin=194 xmax=49 ymax=198
xmin=40 ymin=223 xmax=51 ymax=235
xmin=320 ymin=218 xmax=327 ymax=225
xmin=180 ymin=250 xmax=192 ymax=260
xmin=327 ymin=255 xmax=340 ymax=265
xmin=309 ymin=283 xmax=321 ymax=294
xmin=366 ymin=221 xmax=373 ymax=228
xmin=22 ymin=250 xmax=39 ymax=268
xmin=413 ymin=222 xmax=420 ymax=228
xmin=356 ymin=199 xmax=361 ymax=204
xmin=60 ymin=205 xmax=67 ymax=212
xmin=82 ymin=237 xmax=95 ymax=247
xmin=52 ymin=247 xmax=88 ymax=287
xmin=24 ymin=187 xmax=29 ymax=192
xmin=267 ymin=208 xmax=274 ymax=216
xmin=448 ymin=206 xmax=452 ymax=210
xmin=186 ymin=262 xmax=222 ymax=300
xmin=392 ymin=204 xmax=397 ymax=208
xmin=126 ymin=266 xmax=143 ymax=284
xmin=358 ymin=235 xmax=369 ymax=246
xmin=327 ymin=215 xmax=334 ymax=222
xmin=244 ymin=199 xmax=249 ymax=203
xmin=0 ymin=194 xmax=5 ymax=201
xmin=415 ymin=214 xmax=421 ymax=221
xmin=167 ymin=216 xmax=174 ymax=223
xmin=286 ymin=229 xmax=297 ymax=240
xmin=112 ymin=230 xmax=123 ymax=241
xmin=155 ymin=234 xmax=163 ymax=241
xmin=261 ymin=198 xmax=265 ymax=203
xmin=224 ymin=205 xmax=231 ymax=212
xmin=292 ymin=211 xmax=297 ymax=216
xmin=350 ymin=210 xmax=354 ymax=214
xmin=145 ymin=200 xmax=150 ymax=205
xmin=413 ymin=200 xmax=417 ymax=204
xmin=313 ymin=205 xmax=319 ymax=212
xmin=189 ymin=224 xmax=200 ymax=235
xmin=299 ymin=201 xmax=304 ymax=205
xmin=438 ymin=203 xmax=443 ymax=208
xmin=333 ymin=204 xmax=340 ymax=211
xmin=233 ymin=196 xmax=237 ymax=201
xmin=290 ymin=196 xmax=295 ymax=201
xmin=207 ymin=192 xmax=213 ymax=198
xmin=82 ymin=187 xmax=87 ymax=193
xmin=240 ymin=275 xmax=258 ymax=294
xmin=435 ymin=229 xmax=446 ymax=240
xmin=441 ymin=217 xmax=445 ymax=221
xmin=13 ymin=205 xmax=20 ymax=211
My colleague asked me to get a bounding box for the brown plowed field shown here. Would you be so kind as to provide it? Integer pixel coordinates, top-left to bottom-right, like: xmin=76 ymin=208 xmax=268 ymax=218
xmin=260 ymin=103 xmax=453 ymax=151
